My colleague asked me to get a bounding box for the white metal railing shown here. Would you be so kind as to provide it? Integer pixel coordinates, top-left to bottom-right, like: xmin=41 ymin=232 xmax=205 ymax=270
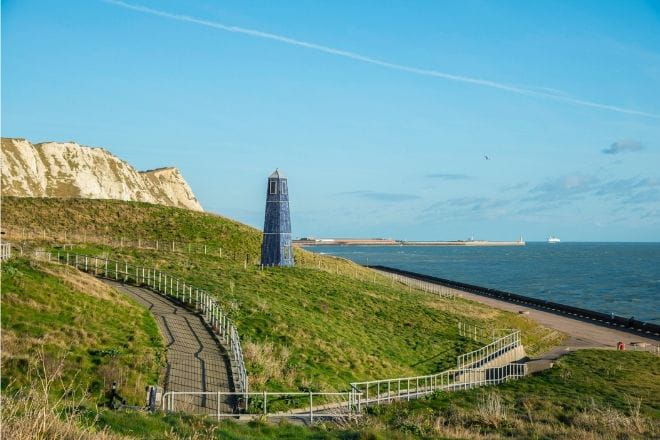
xmin=372 ymin=268 xmax=457 ymax=299
xmin=349 ymin=325 xmax=526 ymax=408
xmin=31 ymin=249 xmax=529 ymax=419
xmin=161 ymin=391 xmax=356 ymax=421
xmin=457 ymin=321 xmax=517 ymax=343
xmin=457 ymin=330 xmax=521 ymax=370
xmin=35 ymin=250 xmax=248 ymax=395
xmin=627 ymin=343 xmax=660 ymax=356
xmin=5 ymin=225 xmax=246 ymax=260
xmin=0 ymin=242 xmax=11 ymax=260
xmin=350 ymin=364 xmax=526 ymax=407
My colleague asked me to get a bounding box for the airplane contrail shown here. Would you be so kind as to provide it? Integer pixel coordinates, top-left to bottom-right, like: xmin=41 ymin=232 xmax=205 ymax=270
xmin=104 ymin=0 xmax=660 ymax=119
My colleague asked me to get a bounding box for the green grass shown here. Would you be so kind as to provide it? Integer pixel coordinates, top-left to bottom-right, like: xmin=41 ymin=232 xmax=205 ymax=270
xmin=1 ymin=258 xmax=164 ymax=404
xmin=0 ymin=196 xmax=562 ymax=391
xmin=2 ymin=196 xmax=261 ymax=259
xmin=2 ymin=197 xmax=656 ymax=438
xmin=88 ymin=410 xmax=385 ymax=440
xmin=82 ymin=350 xmax=660 ymax=439
xmin=362 ymin=349 xmax=660 ymax=438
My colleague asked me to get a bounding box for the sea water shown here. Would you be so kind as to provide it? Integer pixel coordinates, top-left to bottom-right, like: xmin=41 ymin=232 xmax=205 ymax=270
xmin=305 ymin=242 xmax=660 ymax=324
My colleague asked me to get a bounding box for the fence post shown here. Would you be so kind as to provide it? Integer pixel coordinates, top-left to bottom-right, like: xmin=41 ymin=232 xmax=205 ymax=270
xmin=263 ymin=391 xmax=267 ymax=415
xmin=217 ymin=391 xmax=221 ymax=419
xmin=309 ymin=391 xmax=313 ymax=423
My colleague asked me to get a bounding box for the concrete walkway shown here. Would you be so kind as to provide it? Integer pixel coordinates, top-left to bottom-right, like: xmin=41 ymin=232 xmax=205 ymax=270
xmin=455 ymin=288 xmax=659 ymax=348
xmin=105 ymin=280 xmax=236 ymax=415
xmin=450 ymin=287 xmax=659 ymax=372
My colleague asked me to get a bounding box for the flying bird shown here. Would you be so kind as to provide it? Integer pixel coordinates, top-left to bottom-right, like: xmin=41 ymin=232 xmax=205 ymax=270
xmin=484 ymin=154 xmax=490 ymax=160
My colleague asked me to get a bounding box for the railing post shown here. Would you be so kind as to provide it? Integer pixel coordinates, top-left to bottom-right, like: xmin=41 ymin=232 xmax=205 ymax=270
xmin=309 ymin=391 xmax=313 ymax=423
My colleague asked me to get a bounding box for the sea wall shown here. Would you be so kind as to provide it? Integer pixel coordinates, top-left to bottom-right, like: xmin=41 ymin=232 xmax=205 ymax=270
xmin=370 ymin=265 xmax=660 ymax=338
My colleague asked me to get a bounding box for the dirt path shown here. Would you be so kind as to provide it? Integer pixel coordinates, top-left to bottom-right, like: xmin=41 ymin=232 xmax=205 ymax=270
xmin=105 ymin=280 xmax=236 ymax=414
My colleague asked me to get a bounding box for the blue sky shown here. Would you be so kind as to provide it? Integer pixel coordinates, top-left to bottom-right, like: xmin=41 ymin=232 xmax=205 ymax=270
xmin=2 ymin=0 xmax=660 ymax=241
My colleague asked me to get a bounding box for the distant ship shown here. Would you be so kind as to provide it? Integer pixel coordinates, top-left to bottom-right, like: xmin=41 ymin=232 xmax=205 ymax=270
xmin=548 ymin=236 xmax=561 ymax=243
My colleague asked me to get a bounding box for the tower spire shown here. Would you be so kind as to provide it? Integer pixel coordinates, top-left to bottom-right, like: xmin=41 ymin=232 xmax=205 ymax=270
xmin=261 ymin=169 xmax=294 ymax=267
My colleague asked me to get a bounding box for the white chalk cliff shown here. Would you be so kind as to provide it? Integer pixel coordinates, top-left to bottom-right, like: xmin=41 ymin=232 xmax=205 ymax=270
xmin=1 ymin=137 xmax=203 ymax=211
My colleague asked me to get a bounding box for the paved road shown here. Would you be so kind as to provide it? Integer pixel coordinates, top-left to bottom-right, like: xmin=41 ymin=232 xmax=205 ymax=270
xmin=105 ymin=280 xmax=236 ymax=415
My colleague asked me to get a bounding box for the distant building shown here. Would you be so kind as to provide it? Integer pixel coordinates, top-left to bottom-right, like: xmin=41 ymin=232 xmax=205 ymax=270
xmin=261 ymin=169 xmax=294 ymax=267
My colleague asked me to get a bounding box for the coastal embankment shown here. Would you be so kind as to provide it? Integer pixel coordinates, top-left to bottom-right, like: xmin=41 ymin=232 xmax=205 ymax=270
xmin=294 ymin=238 xmax=525 ymax=246
xmin=370 ymin=265 xmax=660 ymax=349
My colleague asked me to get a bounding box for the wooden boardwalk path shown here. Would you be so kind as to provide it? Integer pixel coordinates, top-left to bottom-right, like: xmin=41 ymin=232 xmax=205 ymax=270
xmin=105 ymin=280 xmax=236 ymax=414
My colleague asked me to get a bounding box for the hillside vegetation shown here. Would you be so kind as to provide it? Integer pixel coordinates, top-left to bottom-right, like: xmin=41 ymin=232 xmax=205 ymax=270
xmin=360 ymin=349 xmax=660 ymax=439
xmin=2 ymin=197 xmax=564 ymax=393
xmin=1 ymin=258 xmax=164 ymax=404
xmin=5 ymin=350 xmax=656 ymax=439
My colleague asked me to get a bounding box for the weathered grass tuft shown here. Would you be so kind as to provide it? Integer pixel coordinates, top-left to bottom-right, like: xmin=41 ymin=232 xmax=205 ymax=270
xmin=243 ymin=341 xmax=294 ymax=388
xmin=1 ymin=352 xmax=126 ymax=440
xmin=475 ymin=392 xmax=507 ymax=429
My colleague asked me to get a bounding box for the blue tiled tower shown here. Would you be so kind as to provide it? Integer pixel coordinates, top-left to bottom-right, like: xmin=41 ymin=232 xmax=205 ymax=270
xmin=261 ymin=169 xmax=294 ymax=267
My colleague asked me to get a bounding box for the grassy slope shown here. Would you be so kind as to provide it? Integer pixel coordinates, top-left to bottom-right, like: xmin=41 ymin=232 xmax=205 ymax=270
xmin=2 ymin=198 xmax=656 ymax=438
xmin=1 ymin=258 xmax=164 ymax=404
xmin=365 ymin=349 xmax=660 ymax=439
xmin=1 ymin=196 xmax=260 ymax=259
xmin=89 ymin=350 xmax=660 ymax=439
xmin=3 ymin=197 xmax=564 ymax=391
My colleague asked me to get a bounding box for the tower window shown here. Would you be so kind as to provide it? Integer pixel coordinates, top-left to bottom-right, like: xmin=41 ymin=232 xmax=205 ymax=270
xmin=269 ymin=181 xmax=278 ymax=194
xmin=280 ymin=181 xmax=287 ymax=194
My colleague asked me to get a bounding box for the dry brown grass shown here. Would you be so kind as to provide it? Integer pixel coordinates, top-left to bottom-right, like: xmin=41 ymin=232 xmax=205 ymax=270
xmin=33 ymin=259 xmax=132 ymax=305
xmin=1 ymin=353 xmax=128 ymax=440
xmin=243 ymin=341 xmax=295 ymax=388
xmin=474 ymin=393 xmax=508 ymax=429
xmin=360 ymin=389 xmax=659 ymax=440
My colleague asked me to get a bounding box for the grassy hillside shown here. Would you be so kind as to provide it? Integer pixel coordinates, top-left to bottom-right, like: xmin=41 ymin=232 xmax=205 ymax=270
xmin=6 ymin=350 xmax=656 ymax=439
xmin=2 ymin=196 xmax=261 ymax=259
xmin=1 ymin=258 xmax=164 ymax=404
xmin=89 ymin=350 xmax=660 ymax=439
xmin=2 ymin=197 xmax=564 ymax=393
xmin=361 ymin=349 xmax=660 ymax=439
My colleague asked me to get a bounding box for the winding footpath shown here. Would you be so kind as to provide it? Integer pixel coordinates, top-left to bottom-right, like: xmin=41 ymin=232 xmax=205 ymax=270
xmin=104 ymin=280 xmax=236 ymax=414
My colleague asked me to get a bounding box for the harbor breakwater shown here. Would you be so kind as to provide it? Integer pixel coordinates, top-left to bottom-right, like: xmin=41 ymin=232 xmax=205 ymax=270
xmin=369 ymin=265 xmax=660 ymax=338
